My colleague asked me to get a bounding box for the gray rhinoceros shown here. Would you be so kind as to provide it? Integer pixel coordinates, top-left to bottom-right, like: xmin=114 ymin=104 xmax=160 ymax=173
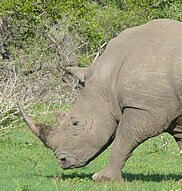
xmin=18 ymin=19 xmax=182 ymax=182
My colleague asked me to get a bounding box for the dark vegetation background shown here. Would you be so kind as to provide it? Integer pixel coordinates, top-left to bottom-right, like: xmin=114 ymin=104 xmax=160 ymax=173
xmin=0 ymin=0 xmax=182 ymax=129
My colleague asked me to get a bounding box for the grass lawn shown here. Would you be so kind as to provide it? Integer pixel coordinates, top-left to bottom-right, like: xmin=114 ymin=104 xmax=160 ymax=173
xmin=0 ymin=103 xmax=181 ymax=191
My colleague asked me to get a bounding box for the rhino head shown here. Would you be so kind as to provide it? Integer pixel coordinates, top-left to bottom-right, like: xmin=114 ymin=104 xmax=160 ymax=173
xmin=18 ymin=67 xmax=118 ymax=169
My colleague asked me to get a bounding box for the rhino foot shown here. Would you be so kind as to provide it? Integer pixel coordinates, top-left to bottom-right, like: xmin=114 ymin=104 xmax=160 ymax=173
xmin=92 ymin=166 xmax=123 ymax=182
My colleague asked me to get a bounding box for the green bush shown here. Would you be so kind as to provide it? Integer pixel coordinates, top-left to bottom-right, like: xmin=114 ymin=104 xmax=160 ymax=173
xmin=0 ymin=1 xmax=121 ymax=65
xmin=1 ymin=0 xmax=181 ymax=66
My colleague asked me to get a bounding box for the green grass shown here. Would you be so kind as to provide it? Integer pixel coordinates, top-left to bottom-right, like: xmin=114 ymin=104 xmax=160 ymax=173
xmin=0 ymin=104 xmax=181 ymax=191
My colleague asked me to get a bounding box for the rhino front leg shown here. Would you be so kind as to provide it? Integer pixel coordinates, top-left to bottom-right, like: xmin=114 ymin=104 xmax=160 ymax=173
xmin=92 ymin=108 xmax=162 ymax=182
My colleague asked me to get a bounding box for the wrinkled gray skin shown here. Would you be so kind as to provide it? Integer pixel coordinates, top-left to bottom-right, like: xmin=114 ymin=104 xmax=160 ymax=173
xmin=19 ymin=19 xmax=182 ymax=182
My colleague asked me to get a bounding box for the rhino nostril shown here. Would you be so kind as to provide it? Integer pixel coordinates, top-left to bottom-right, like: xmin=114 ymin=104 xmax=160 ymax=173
xmin=61 ymin=157 xmax=66 ymax=161
xmin=60 ymin=157 xmax=66 ymax=164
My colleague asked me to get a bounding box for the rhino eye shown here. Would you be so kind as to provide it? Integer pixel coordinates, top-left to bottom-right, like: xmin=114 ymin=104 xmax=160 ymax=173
xmin=72 ymin=121 xmax=78 ymax=126
xmin=71 ymin=118 xmax=87 ymax=128
xmin=72 ymin=120 xmax=86 ymax=128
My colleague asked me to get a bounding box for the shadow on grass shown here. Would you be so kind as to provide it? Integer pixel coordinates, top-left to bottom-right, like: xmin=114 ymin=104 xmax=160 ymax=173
xmin=123 ymin=173 xmax=182 ymax=182
xmin=40 ymin=172 xmax=93 ymax=181
xmin=38 ymin=172 xmax=181 ymax=182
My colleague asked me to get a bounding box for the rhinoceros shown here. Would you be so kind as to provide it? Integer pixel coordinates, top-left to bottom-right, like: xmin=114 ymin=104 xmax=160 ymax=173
xmin=18 ymin=19 xmax=182 ymax=182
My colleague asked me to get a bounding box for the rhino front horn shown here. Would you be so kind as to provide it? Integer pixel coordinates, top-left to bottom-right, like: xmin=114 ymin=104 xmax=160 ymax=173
xmin=18 ymin=101 xmax=40 ymax=137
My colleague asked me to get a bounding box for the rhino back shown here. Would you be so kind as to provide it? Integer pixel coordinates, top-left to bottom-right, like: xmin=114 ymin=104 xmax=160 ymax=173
xmin=88 ymin=19 xmax=182 ymax=123
xmin=92 ymin=19 xmax=181 ymax=82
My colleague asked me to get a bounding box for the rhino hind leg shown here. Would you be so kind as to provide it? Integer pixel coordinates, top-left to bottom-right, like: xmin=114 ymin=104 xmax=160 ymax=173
xmin=167 ymin=124 xmax=182 ymax=154
xmin=175 ymin=137 xmax=182 ymax=154
xmin=92 ymin=109 xmax=164 ymax=182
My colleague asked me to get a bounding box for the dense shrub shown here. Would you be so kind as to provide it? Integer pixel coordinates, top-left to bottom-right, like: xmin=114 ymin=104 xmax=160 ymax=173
xmin=0 ymin=1 xmax=124 ymax=64
xmin=0 ymin=0 xmax=181 ymax=64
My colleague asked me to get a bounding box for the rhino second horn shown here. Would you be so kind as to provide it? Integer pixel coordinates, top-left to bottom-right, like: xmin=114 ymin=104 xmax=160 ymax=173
xmin=18 ymin=101 xmax=40 ymax=137
xmin=54 ymin=109 xmax=69 ymax=125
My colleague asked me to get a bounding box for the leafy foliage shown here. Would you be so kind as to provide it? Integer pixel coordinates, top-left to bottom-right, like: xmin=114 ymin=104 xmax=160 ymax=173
xmin=0 ymin=0 xmax=181 ymax=65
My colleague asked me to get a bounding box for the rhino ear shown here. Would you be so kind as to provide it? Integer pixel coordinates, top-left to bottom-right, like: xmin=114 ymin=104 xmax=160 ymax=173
xmin=54 ymin=109 xmax=69 ymax=125
xmin=66 ymin=67 xmax=86 ymax=82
